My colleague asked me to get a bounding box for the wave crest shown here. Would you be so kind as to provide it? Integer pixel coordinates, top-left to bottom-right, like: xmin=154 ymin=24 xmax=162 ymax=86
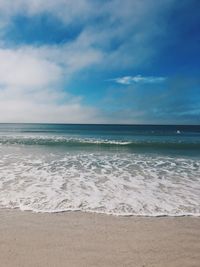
xmin=0 ymin=135 xmax=200 ymax=151
xmin=0 ymin=149 xmax=199 ymax=216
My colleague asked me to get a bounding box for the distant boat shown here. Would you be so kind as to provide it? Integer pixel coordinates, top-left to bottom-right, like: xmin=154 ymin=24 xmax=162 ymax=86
xmin=177 ymin=130 xmax=181 ymax=134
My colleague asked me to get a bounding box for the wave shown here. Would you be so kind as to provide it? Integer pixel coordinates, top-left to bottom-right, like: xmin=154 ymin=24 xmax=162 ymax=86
xmin=0 ymin=149 xmax=199 ymax=216
xmin=0 ymin=135 xmax=200 ymax=150
xmin=0 ymin=135 xmax=131 ymax=146
xmin=3 ymin=207 xmax=200 ymax=217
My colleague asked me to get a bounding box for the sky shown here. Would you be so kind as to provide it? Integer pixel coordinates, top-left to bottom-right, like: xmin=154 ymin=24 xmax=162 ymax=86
xmin=0 ymin=0 xmax=199 ymax=124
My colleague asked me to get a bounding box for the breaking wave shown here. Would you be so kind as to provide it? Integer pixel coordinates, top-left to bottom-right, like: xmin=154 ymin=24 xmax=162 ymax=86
xmin=0 ymin=135 xmax=199 ymax=151
xmin=0 ymin=147 xmax=199 ymax=216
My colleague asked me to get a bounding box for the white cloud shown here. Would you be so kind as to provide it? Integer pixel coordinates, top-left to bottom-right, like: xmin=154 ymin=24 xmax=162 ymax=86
xmin=112 ymin=75 xmax=167 ymax=85
xmin=0 ymin=0 xmax=176 ymax=69
xmin=0 ymin=0 xmax=100 ymax=25
xmin=0 ymin=92 xmax=102 ymax=123
xmin=0 ymin=85 xmax=102 ymax=123
xmin=0 ymin=45 xmax=104 ymax=123
xmin=0 ymin=0 xmax=175 ymax=123
xmin=0 ymin=48 xmax=62 ymax=88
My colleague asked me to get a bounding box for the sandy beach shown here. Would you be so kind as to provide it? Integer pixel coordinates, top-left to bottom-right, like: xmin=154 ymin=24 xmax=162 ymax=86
xmin=0 ymin=210 xmax=199 ymax=267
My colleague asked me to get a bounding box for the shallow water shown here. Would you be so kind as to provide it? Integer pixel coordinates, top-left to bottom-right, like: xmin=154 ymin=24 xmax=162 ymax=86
xmin=0 ymin=123 xmax=199 ymax=216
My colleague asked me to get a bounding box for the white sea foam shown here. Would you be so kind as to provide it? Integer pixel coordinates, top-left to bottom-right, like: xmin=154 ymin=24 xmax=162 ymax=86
xmin=0 ymin=134 xmax=132 ymax=145
xmin=0 ymin=145 xmax=199 ymax=216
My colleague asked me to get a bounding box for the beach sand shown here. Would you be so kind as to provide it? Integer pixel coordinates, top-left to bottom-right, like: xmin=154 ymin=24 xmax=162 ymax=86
xmin=0 ymin=210 xmax=199 ymax=267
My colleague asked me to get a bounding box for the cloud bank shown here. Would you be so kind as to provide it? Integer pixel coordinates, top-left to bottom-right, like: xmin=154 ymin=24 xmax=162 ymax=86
xmin=0 ymin=45 xmax=103 ymax=123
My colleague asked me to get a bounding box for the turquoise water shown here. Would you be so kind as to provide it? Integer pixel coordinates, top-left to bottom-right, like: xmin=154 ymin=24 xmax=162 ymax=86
xmin=0 ymin=123 xmax=200 ymax=156
xmin=0 ymin=123 xmax=199 ymax=216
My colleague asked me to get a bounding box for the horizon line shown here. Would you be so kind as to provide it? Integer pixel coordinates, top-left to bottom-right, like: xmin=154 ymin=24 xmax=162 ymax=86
xmin=0 ymin=122 xmax=199 ymax=126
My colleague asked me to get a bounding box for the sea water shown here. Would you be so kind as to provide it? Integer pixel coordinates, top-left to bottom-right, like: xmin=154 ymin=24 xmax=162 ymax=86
xmin=0 ymin=123 xmax=199 ymax=216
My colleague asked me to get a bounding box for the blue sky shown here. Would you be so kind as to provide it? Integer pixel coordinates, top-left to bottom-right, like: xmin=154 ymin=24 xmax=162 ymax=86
xmin=0 ymin=0 xmax=199 ymax=124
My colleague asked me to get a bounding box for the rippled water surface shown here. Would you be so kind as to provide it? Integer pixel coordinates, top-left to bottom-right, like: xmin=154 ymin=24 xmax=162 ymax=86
xmin=0 ymin=124 xmax=199 ymax=216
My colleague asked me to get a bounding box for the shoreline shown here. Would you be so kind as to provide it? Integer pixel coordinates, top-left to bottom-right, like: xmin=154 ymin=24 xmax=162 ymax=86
xmin=0 ymin=209 xmax=200 ymax=267
xmin=1 ymin=207 xmax=200 ymax=217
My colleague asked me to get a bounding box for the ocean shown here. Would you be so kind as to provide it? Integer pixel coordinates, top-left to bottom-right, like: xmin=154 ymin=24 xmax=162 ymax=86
xmin=0 ymin=123 xmax=199 ymax=216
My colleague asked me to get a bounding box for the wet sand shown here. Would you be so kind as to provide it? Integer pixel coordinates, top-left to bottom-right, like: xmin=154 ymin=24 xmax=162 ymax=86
xmin=0 ymin=210 xmax=199 ymax=267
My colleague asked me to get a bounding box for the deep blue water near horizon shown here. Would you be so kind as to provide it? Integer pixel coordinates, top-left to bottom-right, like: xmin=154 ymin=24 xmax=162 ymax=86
xmin=0 ymin=123 xmax=199 ymax=216
xmin=0 ymin=123 xmax=200 ymax=157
